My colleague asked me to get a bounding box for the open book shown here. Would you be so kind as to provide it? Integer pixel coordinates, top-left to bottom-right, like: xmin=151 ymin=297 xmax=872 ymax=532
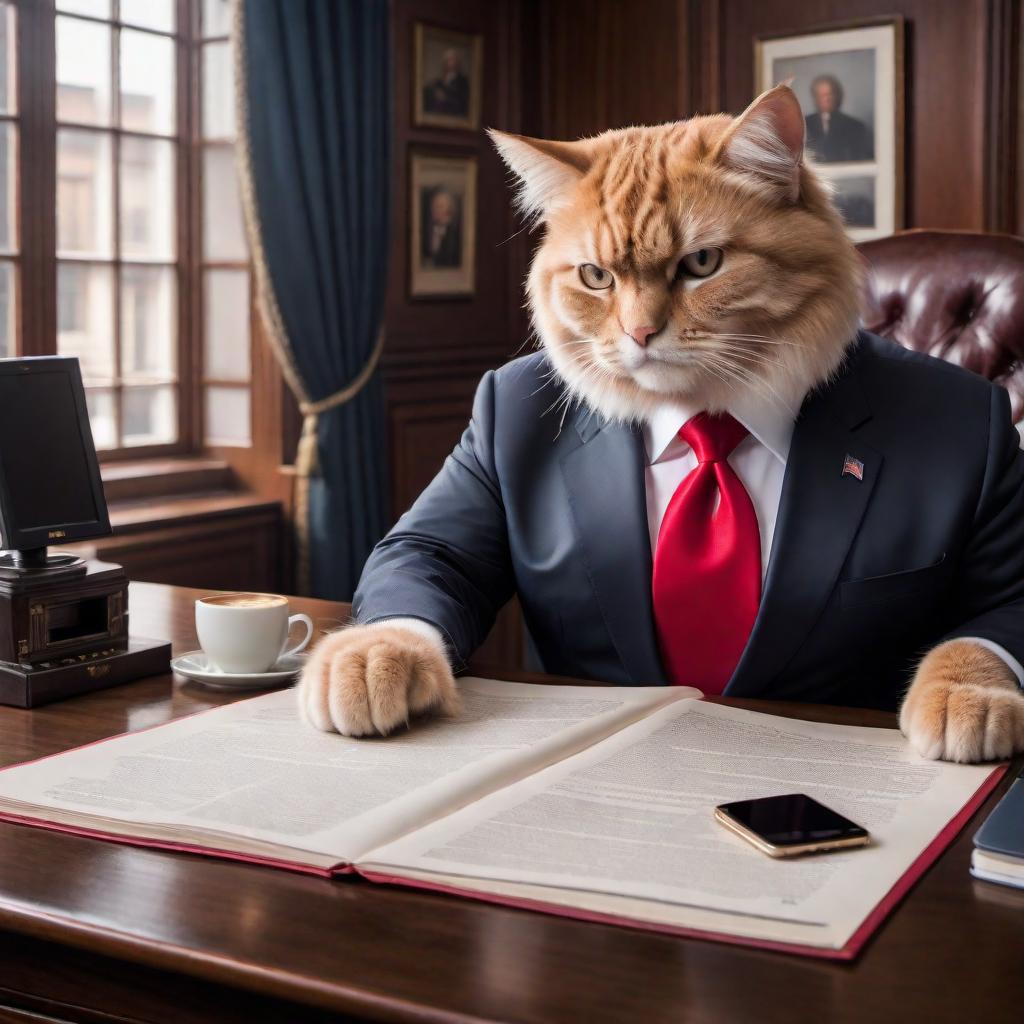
xmin=0 ymin=678 xmax=1004 ymax=959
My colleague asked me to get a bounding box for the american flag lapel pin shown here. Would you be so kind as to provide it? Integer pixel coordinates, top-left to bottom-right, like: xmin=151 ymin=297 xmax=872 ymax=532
xmin=842 ymin=454 xmax=865 ymax=481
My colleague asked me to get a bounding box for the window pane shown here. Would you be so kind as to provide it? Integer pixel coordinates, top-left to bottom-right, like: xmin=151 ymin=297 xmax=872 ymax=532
xmin=202 ymin=145 xmax=247 ymax=259
xmin=202 ymin=41 xmax=235 ymax=139
xmin=120 ymin=136 xmax=175 ymax=259
xmin=56 ymin=1 xmax=111 ymax=17
xmin=56 ymin=17 xmax=112 ymax=126
xmin=202 ymin=0 xmax=232 ymax=38
xmin=204 ymin=269 xmax=250 ymax=380
xmin=120 ymin=0 xmax=175 ymax=33
xmin=205 ymin=386 xmax=250 ymax=446
xmin=0 ymin=123 xmax=15 ymax=253
xmin=0 ymin=3 xmax=15 ymax=115
xmin=122 ymin=384 xmax=176 ymax=446
xmin=85 ymin=388 xmax=116 ymax=450
xmin=0 ymin=260 xmax=14 ymax=357
xmin=120 ymin=30 xmax=175 ymax=135
xmin=57 ymin=129 xmax=113 ymax=257
xmin=121 ymin=265 xmax=176 ymax=381
xmin=57 ymin=262 xmax=115 ymax=382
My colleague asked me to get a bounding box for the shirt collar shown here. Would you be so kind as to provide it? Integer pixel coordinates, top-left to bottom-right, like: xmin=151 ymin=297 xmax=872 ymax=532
xmin=643 ymin=389 xmax=798 ymax=467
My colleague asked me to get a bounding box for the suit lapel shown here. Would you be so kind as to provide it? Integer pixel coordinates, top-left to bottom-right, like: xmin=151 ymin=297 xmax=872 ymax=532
xmin=726 ymin=344 xmax=883 ymax=697
xmin=559 ymin=413 xmax=665 ymax=685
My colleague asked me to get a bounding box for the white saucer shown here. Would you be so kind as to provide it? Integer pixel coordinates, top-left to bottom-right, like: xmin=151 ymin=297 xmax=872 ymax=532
xmin=171 ymin=651 xmax=306 ymax=690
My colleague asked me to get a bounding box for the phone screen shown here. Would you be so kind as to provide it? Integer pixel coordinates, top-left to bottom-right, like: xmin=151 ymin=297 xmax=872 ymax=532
xmin=717 ymin=793 xmax=868 ymax=847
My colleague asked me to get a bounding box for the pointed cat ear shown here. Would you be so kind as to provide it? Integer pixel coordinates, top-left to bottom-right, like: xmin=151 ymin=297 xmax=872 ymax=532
xmin=714 ymin=85 xmax=805 ymax=202
xmin=488 ymin=130 xmax=596 ymax=220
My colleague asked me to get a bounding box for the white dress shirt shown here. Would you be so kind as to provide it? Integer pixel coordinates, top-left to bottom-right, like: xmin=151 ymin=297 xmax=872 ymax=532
xmin=389 ymin=391 xmax=1023 ymax=684
xmin=643 ymin=392 xmax=792 ymax=579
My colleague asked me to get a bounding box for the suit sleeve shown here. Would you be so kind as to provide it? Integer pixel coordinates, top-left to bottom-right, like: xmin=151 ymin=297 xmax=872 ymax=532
xmin=351 ymin=370 xmax=514 ymax=669
xmin=943 ymin=383 xmax=1024 ymax=679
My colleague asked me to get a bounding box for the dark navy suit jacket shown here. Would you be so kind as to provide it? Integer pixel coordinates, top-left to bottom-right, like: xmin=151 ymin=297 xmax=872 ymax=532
xmin=353 ymin=332 xmax=1024 ymax=710
xmin=805 ymin=111 xmax=874 ymax=163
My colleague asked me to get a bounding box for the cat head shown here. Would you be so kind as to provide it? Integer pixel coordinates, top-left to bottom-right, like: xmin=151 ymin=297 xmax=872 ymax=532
xmin=490 ymin=86 xmax=863 ymax=423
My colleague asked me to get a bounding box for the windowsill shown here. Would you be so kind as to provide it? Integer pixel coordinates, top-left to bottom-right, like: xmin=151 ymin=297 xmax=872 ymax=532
xmin=106 ymin=491 xmax=281 ymax=533
xmin=95 ymin=455 xmax=283 ymax=534
xmin=100 ymin=456 xmax=236 ymax=503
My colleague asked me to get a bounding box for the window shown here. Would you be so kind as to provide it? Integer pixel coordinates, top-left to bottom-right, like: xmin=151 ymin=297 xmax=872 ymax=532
xmin=55 ymin=0 xmax=178 ymax=450
xmin=7 ymin=0 xmax=268 ymax=464
xmin=0 ymin=3 xmax=17 ymax=358
xmin=198 ymin=0 xmax=252 ymax=447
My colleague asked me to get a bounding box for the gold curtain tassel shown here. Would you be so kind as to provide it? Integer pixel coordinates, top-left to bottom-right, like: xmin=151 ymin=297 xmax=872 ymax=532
xmin=295 ymin=412 xmax=321 ymax=478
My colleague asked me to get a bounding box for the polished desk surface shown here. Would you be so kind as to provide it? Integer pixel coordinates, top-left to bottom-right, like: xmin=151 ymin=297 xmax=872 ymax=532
xmin=0 ymin=583 xmax=1021 ymax=1024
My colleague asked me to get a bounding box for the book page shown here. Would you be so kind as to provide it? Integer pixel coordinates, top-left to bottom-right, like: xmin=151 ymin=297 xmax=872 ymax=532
xmin=0 ymin=678 xmax=692 ymax=866
xmin=362 ymin=700 xmax=997 ymax=949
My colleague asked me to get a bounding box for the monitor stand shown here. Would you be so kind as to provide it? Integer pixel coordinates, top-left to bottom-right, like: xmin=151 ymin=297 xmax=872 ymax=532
xmin=0 ymin=546 xmax=87 ymax=580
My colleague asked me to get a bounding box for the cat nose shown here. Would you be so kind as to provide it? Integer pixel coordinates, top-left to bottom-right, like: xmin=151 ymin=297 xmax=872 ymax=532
xmin=626 ymin=325 xmax=658 ymax=348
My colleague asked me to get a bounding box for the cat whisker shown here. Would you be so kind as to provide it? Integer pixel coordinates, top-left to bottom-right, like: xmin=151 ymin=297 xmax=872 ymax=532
xmin=696 ymin=337 xmax=798 ymax=350
xmin=681 ymin=345 xmax=785 ymax=371
xmin=511 ymin=329 xmax=542 ymax=358
xmin=692 ymin=333 xmax=801 ymax=348
xmin=692 ymin=351 xmax=800 ymax=416
xmin=542 ymin=351 xmax=618 ymax=426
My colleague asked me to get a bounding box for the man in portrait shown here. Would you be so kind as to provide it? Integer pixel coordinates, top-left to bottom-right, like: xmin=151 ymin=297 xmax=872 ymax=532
xmin=422 ymin=188 xmax=461 ymax=268
xmin=422 ymin=48 xmax=470 ymax=118
xmin=804 ymin=74 xmax=874 ymax=162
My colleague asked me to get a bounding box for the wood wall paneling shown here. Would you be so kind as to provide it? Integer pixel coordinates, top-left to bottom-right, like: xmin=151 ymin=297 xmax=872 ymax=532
xmin=70 ymin=505 xmax=282 ymax=594
xmin=1020 ymin=0 xmax=1024 ymax=235
xmin=384 ymin=1 xmax=536 ymax=667
xmin=538 ymin=0 xmax=1021 ymax=233
xmin=388 ymin=393 xmax=477 ymax=515
xmin=386 ymin=0 xmax=538 ymax=525
xmin=385 ymin=0 xmax=533 ymax=360
xmin=537 ymin=0 xmax=685 ymax=138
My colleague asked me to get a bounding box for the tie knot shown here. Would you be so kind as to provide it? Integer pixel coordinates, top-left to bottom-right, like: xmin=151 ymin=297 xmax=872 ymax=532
xmin=679 ymin=412 xmax=748 ymax=463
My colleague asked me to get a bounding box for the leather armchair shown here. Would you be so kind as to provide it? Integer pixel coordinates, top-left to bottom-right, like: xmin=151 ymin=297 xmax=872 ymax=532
xmin=858 ymin=230 xmax=1024 ymax=424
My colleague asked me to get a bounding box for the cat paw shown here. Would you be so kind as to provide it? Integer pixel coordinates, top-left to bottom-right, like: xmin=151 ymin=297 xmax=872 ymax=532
xmin=296 ymin=623 xmax=458 ymax=736
xmin=899 ymin=640 xmax=1024 ymax=763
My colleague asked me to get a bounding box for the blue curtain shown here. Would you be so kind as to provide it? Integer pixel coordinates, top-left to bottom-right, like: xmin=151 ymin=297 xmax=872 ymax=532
xmin=240 ymin=0 xmax=390 ymax=599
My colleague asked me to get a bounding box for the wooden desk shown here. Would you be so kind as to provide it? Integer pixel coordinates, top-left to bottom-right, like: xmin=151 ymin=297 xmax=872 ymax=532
xmin=0 ymin=583 xmax=1020 ymax=1024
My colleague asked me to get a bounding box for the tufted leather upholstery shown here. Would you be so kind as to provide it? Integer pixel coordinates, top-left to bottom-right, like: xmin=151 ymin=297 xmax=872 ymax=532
xmin=858 ymin=230 xmax=1024 ymax=423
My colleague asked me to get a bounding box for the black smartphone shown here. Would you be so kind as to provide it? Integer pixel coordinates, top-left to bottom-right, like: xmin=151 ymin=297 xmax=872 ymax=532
xmin=714 ymin=793 xmax=870 ymax=858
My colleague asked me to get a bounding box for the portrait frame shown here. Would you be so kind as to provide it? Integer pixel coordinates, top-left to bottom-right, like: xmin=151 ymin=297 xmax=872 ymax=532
xmin=755 ymin=17 xmax=905 ymax=241
xmin=409 ymin=151 xmax=478 ymax=299
xmin=413 ymin=23 xmax=483 ymax=131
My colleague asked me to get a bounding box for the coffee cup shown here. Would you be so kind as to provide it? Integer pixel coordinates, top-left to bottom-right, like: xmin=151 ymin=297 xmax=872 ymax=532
xmin=195 ymin=593 xmax=313 ymax=675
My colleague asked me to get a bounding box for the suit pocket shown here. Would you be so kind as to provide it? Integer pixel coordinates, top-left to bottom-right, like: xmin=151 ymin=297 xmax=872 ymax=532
xmin=840 ymin=554 xmax=949 ymax=610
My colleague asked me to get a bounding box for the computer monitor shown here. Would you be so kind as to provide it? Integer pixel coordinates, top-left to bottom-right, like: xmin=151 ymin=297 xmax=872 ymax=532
xmin=0 ymin=357 xmax=111 ymax=559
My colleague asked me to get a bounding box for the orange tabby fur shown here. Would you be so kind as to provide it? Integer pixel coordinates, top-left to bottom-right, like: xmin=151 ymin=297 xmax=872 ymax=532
xmin=900 ymin=640 xmax=1024 ymax=763
xmin=297 ymin=623 xmax=457 ymax=736
xmin=298 ymin=86 xmax=1024 ymax=762
xmin=494 ymin=91 xmax=862 ymax=423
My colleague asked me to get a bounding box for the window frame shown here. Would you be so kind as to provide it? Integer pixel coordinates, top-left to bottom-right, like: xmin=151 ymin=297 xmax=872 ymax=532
xmin=193 ymin=11 xmax=255 ymax=451
xmin=10 ymin=0 xmax=284 ymax=472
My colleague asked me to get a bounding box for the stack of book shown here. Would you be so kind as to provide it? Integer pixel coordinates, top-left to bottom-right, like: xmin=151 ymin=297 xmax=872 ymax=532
xmin=972 ymin=776 xmax=1024 ymax=890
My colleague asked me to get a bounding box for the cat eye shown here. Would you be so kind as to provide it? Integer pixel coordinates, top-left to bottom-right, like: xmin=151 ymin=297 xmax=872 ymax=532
xmin=676 ymin=247 xmax=723 ymax=280
xmin=579 ymin=264 xmax=613 ymax=290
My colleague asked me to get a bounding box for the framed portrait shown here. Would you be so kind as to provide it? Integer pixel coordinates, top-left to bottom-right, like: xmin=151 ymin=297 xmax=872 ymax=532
xmin=755 ymin=17 xmax=904 ymax=241
xmin=414 ymin=23 xmax=483 ymax=130
xmin=410 ymin=152 xmax=477 ymax=298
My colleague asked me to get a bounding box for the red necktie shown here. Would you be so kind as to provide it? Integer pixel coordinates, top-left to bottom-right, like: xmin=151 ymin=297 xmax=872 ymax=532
xmin=652 ymin=413 xmax=761 ymax=693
